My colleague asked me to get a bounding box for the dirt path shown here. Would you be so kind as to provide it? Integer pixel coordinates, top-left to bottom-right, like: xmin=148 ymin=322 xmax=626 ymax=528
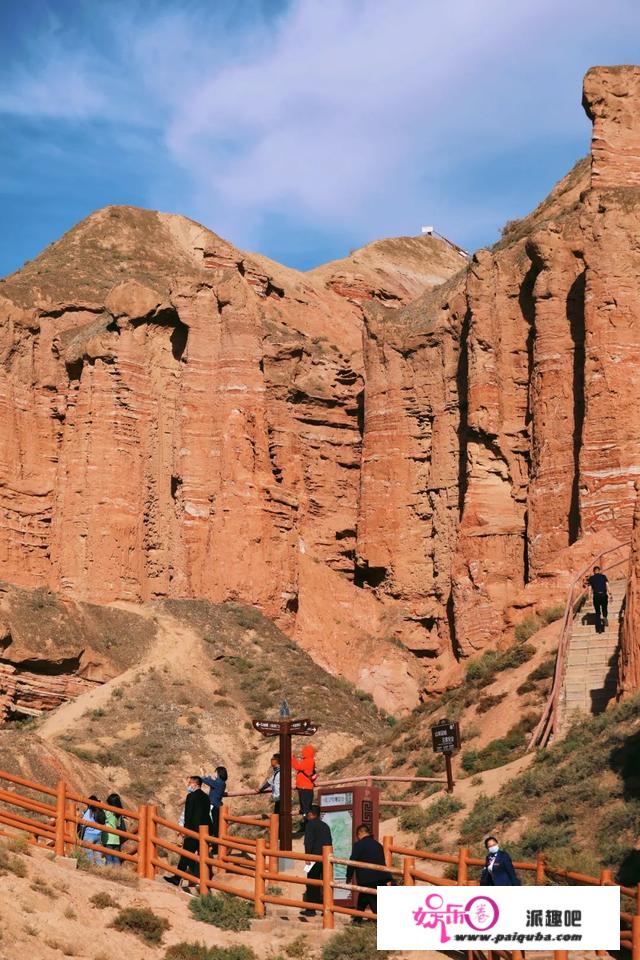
xmin=38 ymin=606 xmax=199 ymax=742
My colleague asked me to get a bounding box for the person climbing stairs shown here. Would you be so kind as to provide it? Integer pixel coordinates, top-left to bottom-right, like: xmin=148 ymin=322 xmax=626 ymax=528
xmin=557 ymin=578 xmax=627 ymax=732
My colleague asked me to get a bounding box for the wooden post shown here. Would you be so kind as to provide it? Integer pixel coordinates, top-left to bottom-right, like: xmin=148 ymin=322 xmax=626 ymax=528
xmin=457 ymin=846 xmax=468 ymax=885
xmin=444 ymin=753 xmax=454 ymax=793
xmin=199 ymin=824 xmax=209 ymax=897
xmin=279 ymin=719 xmax=293 ymax=851
xmin=65 ymin=799 xmax=76 ymax=853
xmin=536 ymin=851 xmax=545 ymax=884
xmin=218 ymin=804 xmax=228 ymax=873
xmin=555 ymin=952 xmax=569 ymax=960
xmin=146 ymin=804 xmax=157 ymax=880
xmin=597 ymin=868 xmax=614 ymax=957
xmin=136 ymin=804 xmax=147 ymax=878
xmin=403 ymin=856 xmax=415 ymax=886
xmin=54 ymin=779 xmax=66 ymax=857
xmin=512 ymin=952 xmax=524 ymax=960
xmin=632 ymin=914 xmax=640 ymax=960
xmin=268 ymin=813 xmax=279 ymax=874
xmin=383 ymin=835 xmax=393 ymax=868
xmin=322 ymin=845 xmax=334 ymax=930
xmin=254 ymin=838 xmax=266 ymax=918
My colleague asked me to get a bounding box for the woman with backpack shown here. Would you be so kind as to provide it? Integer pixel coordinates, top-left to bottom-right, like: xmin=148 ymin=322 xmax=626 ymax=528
xmin=78 ymin=795 xmax=106 ymax=865
xmin=103 ymin=793 xmax=126 ymax=867
xmin=292 ymin=744 xmax=317 ymax=834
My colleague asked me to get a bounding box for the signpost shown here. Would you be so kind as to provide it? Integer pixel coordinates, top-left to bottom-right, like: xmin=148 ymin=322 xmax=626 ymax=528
xmin=253 ymin=701 xmax=318 ymax=852
xmin=431 ymin=719 xmax=461 ymax=793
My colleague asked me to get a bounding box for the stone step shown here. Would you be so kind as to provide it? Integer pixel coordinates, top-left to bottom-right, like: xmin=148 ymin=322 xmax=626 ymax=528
xmin=568 ymin=655 xmax=618 ymax=663
xmin=565 ymin=679 xmax=617 ymax=690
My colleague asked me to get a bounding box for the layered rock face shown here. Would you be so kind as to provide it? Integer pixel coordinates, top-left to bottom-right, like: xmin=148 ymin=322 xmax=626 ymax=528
xmin=2 ymin=65 xmax=640 ymax=708
xmin=0 ymin=211 xmax=461 ymax=706
xmin=619 ymin=482 xmax=640 ymax=697
xmin=358 ymin=65 xmax=640 ymax=659
xmin=0 ymin=584 xmax=155 ymax=721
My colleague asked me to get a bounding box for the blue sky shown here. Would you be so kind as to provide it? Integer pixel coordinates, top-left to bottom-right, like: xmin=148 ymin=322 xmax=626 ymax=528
xmin=1 ymin=0 xmax=640 ymax=275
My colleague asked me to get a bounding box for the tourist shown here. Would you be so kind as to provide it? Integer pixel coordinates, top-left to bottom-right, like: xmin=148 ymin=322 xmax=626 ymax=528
xmin=300 ymin=804 xmax=332 ymax=920
xmin=480 ymin=836 xmax=520 ymax=886
xmin=259 ymin=753 xmax=281 ymax=814
xmin=78 ymin=795 xmax=106 ymax=865
xmin=584 ymin=565 xmax=613 ymax=628
xmin=164 ymin=776 xmax=211 ymax=895
xmin=200 ymin=765 xmax=228 ymax=856
xmin=345 ymin=824 xmax=393 ymax=921
xmin=292 ymin=744 xmax=317 ymax=834
xmin=103 ymin=793 xmax=126 ymax=867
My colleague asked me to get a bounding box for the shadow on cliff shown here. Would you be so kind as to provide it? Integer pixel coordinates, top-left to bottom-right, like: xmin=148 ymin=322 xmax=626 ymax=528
xmin=608 ymin=728 xmax=640 ymax=886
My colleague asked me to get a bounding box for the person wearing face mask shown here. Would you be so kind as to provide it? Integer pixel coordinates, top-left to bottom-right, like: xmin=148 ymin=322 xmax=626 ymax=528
xmin=164 ymin=775 xmax=211 ymax=895
xmin=480 ymin=836 xmax=520 ymax=886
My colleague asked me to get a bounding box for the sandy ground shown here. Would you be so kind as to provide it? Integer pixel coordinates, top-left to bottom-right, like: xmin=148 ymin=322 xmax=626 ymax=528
xmin=0 ymin=841 xmax=447 ymax=960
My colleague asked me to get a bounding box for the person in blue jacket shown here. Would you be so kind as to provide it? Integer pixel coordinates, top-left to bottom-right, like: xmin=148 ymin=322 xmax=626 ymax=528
xmin=200 ymin=765 xmax=228 ymax=856
xmin=480 ymin=836 xmax=520 ymax=886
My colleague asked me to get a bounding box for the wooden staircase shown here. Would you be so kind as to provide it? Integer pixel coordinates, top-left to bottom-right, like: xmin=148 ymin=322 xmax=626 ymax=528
xmin=557 ymin=578 xmax=626 ymax=732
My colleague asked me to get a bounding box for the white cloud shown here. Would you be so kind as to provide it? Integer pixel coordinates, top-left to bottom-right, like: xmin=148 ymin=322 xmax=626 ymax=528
xmin=2 ymin=0 xmax=640 ymax=259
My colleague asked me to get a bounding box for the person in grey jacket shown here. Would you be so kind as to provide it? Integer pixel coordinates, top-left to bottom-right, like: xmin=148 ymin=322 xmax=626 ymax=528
xmin=259 ymin=754 xmax=281 ymax=814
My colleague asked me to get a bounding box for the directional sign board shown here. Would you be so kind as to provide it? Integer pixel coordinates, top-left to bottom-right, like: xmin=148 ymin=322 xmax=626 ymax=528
xmin=252 ymin=718 xmax=318 ymax=737
xmin=253 ymin=720 xmax=282 ymax=736
xmin=431 ymin=719 xmax=461 ymax=755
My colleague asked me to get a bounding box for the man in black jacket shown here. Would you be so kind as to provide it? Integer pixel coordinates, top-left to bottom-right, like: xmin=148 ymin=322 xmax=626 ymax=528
xmin=164 ymin=776 xmax=211 ymax=894
xmin=346 ymin=824 xmax=392 ymax=921
xmin=300 ymin=804 xmax=332 ymax=919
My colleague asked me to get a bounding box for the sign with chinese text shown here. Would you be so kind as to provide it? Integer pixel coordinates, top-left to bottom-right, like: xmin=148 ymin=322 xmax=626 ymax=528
xmin=377 ymin=886 xmax=620 ymax=951
xmin=431 ymin=719 xmax=461 ymax=755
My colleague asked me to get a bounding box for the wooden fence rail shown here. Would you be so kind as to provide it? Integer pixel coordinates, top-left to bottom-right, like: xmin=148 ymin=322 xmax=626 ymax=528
xmin=0 ymin=769 xmax=636 ymax=957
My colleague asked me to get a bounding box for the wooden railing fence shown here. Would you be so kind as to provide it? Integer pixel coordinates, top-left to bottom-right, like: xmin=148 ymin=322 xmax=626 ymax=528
xmin=0 ymin=771 xmax=638 ymax=956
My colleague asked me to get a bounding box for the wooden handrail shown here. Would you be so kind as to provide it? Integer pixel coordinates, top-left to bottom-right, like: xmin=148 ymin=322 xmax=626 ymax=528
xmin=529 ymin=540 xmax=631 ymax=749
xmin=1 ymin=765 xmax=639 ymax=957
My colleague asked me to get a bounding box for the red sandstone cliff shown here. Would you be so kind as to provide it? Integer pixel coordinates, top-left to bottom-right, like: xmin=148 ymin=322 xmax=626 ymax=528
xmin=0 ymin=210 xmax=462 ymax=710
xmin=2 ymin=65 xmax=640 ymax=710
xmin=358 ymin=65 xmax=640 ymax=661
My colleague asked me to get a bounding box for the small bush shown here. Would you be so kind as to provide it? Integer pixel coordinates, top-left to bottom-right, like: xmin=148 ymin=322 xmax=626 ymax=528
xmin=466 ymin=644 xmax=535 ymax=686
xmin=0 ymin=848 xmax=27 ymax=877
xmin=461 ymin=714 xmax=539 ymax=774
xmin=2 ymin=836 xmax=31 ymax=856
xmin=165 ymin=945 xmax=256 ymax=960
xmin=112 ymin=906 xmax=169 ymax=945
xmin=399 ymin=795 xmax=464 ymax=833
xmin=284 ymin=936 xmax=310 ymax=959
xmin=322 ymin=924 xmax=391 ymax=960
xmin=189 ymin=892 xmax=253 ymax=932
xmin=539 ymin=604 xmax=565 ymax=625
xmin=90 ymin=891 xmax=120 ymax=910
xmin=515 ymin=617 xmax=541 ymax=642
xmin=466 ymin=651 xmax=499 ymax=683
xmin=30 ymin=877 xmax=56 ymax=898
xmin=499 ymin=643 xmax=535 ymax=669
xmin=527 ymin=655 xmax=557 ymax=682
xmin=477 ymin=693 xmax=507 ymax=714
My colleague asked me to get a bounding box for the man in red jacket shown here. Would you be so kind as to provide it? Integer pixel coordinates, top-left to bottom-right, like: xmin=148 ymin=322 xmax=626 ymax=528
xmin=292 ymin=744 xmax=316 ymax=835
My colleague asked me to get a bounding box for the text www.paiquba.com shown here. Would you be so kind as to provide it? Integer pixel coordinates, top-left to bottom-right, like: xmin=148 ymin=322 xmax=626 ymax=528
xmin=455 ymin=934 xmax=583 ymax=944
